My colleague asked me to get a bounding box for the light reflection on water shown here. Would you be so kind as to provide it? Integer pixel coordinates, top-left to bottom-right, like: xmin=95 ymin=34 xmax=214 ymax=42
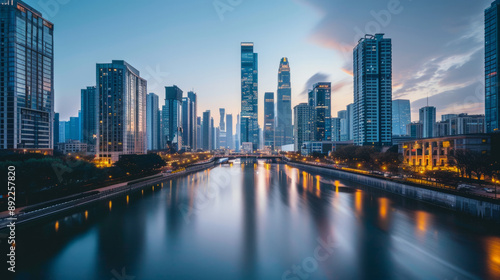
xmin=7 ymin=162 xmax=500 ymax=280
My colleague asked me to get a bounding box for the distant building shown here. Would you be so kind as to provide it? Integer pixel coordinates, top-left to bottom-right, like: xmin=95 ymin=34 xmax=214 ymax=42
xmin=226 ymin=114 xmax=234 ymax=150
xmin=242 ymin=142 xmax=253 ymax=154
xmin=241 ymin=42 xmax=259 ymax=150
xmin=81 ymin=87 xmax=97 ymax=151
xmin=57 ymin=140 xmax=90 ymax=155
xmin=407 ymin=122 xmax=423 ymax=139
xmin=294 ymin=103 xmax=315 ymax=152
xmin=419 ymin=106 xmax=436 ymax=138
xmin=219 ymin=108 xmax=227 ymax=149
xmin=311 ymin=82 xmax=332 ymax=141
xmin=0 ymin=1 xmax=55 ymax=152
xmin=353 ymin=34 xmax=392 ymax=146
xmin=393 ymin=99 xmax=411 ymax=136
xmin=202 ymin=111 xmax=211 ymax=151
xmin=276 ymin=58 xmax=293 ymax=148
xmin=54 ymin=113 xmax=60 ymax=145
xmin=486 ymin=1 xmax=500 ymax=133
xmin=147 ymin=93 xmax=159 ymax=151
xmin=434 ymin=114 xmax=485 ymax=137
xmin=162 ymin=86 xmax=183 ymax=152
xmin=97 ymin=60 xmax=147 ymax=164
xmin=196 ymin=116 xmax=203 ymax=151
xmin=264 ymin=92 xmax=275 ymax=151
xmin=331 ymin=117 xmax=342 ymax=142
xmin=441 ymin=114 xmax=458 ymax=122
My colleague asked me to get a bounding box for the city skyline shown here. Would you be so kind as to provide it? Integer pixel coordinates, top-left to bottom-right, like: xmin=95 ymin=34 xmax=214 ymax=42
xmin=24 ymin=0 xmax=490 ymax=127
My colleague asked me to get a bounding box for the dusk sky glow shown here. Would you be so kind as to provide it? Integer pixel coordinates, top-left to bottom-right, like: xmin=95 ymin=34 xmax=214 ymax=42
xmin=30 ymin=0 xmax=490 ymax=126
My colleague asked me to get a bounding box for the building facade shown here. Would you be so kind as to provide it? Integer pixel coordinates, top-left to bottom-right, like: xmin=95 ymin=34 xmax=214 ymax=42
xmin=162 ymin=85 xmax=183 ymax=151
xmin=419 ymin=106 xmax=436 ymax=138
xmin=81 ymin=86 xmax=97 ymax=150
xmin=0 ymin=1 xmax=54 ymax=152
xmin=276 ymin=58 xmax=293 ymax=148
xmin=353 ymin=34 xmax=392 ymax=146
xmin=96 ymin=60 xmax=147 ymax=164
xmin=486 ymin=0 xmax=500 ymax=133
xmin=294 ymin=103 xmax=315 ymax=152
xmin=241 ymin=42 xmax=259 ymax=151
xmin=202 ymin=111 xmax=211 ymax=151
xmin=392 ymin=99 xmax=411 ymax=136
xmin=264 ymin=92 xmax=275 ymax=151
xmin=147 ymin=93 xmax=159 ymax=151
xmin=311 ymin=82 xmax=332 ymax=141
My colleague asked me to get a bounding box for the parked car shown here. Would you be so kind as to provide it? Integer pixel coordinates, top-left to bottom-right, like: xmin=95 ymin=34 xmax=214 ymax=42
xmin=457 ymin=184 xmax=475 ymax=191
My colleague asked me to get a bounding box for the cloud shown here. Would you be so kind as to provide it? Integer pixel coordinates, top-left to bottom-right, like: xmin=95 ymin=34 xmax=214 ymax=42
xmin=300 ymin=72 xmax=331 ymax=96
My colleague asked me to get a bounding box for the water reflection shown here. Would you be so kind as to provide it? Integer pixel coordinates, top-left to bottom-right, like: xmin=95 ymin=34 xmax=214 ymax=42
xmin=7 ymin=163 xmax=500 ymax=280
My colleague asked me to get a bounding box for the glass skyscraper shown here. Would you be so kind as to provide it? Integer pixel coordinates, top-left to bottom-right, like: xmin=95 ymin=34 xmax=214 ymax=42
xmin=419 ymin=106 xmax=436 ymax=138
xmin=392 ymin=99 xmax=411 ymax=136
xmin=311 ymin=82 xmax=332 ymax=141
xmin=202 ymin=111 xmax=211 ymax=151
xmin=264 ymin=92 xmax=275 ymax=150
xmin=147 ymin=93 xmax=159 ymax=151
xmin=240 ymin=42 xmax=259 ymax=151
xmin=226 ymin=114 xmax=233 ymax=150
xmin=353 ymin=34 xmax=392 ymax=146
xmin=81 ymin=86 xmax=97 ymax=150
xmin=294 ymin=103 xmax=315 ymax=152
xmin=96 ymin=60 xmax=147 ymax=164
xmin=486 ymin=1 xmax=500 ymax=133
xmin=276 ymin=58 xmax=293 ymax=148
xmin=162 ymin=85 xmax=183 ymax=151
xmin=0 ymin=1 xmax=54 ymax=152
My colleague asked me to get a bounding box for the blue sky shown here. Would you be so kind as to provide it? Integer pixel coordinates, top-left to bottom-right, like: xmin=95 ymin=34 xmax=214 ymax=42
xmin=29 ymin=0 xmax=490 ymax=126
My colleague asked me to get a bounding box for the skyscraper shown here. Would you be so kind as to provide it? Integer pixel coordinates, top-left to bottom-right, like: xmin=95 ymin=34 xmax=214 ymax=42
xmin=486 ymin=1 xmax=500 ymax=133
xmin=392 ymin=99 xmax=411 ymax=136
xmin=81 ymin=86 xmax=97 ymax=150
xmin=235 ymin=114 xmax=241 ymax=152
xmin=0 ymin=1 xmax=54 ymax=152
xmin=276 ymin=58 xmax=293 ymax=148
xmin=294 ymin=103 xmax=315 ymax=152
xmin=54 ymin=113 xmax=60 ymax=145
xmin=188 ymin=91 xmax=197 ymax=150
xmin=419 ymin=106 xmax=436 ymax=138
xmin=196 ymin=116 xmax=202 ymax=151
xmin=147 ymin=93 xmax=159 ymax=151
xmin=96 ymin=60 xmax=147 ymax=164
xmin=331 ymin=117 xmax=342 ymax=142
xmin=353 ymin=34 xmax=392 ymax=146
xmin=202 ymin=111 xmax=211 ymax=151
xmin=219 ymin=108 xmax=226 ymax=149
xmin=311 ymin=83 xmax=332 ymax=141
xmin=226 ymin=114 xmax=234 ymax=150
xmin=241 ymin=42 xmax=259 ymax=151
xmin=163 ymin=86 xmax=183 ymax=151
xmin=347 ymin=103 xmax=354 ymax=141
xmin=264 ymin=92 xmax=275 ymax=150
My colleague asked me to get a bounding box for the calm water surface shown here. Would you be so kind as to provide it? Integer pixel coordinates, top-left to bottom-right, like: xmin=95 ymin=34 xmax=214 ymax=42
xmin=5 ymin=162 xmax=500 ymax=280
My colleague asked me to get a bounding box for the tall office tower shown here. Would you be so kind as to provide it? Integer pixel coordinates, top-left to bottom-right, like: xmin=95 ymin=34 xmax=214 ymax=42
xmin=78 ymin=110 xmax=82 ymax=141
xmin=162 ymin=86 xmax=183 ymax=151
xmin=419 ymin=106 xmax=436 ymax=138
xmin=353 ymin=34 xmax=392 ymax=146
xmin=218 ymin=108 xmax=226 ymax=149
xmin=196 ymin=116 xmax=202 ymax=151
xmin=202 ymin=111 xmax=211 ymax=151
xmin=146 ymin=93 xmax=159 ymax=151
xmin=347 ymin=103 xmax=354 ymax=140
xmin=158 ymin=109 xmax=163 ymax=149
xmin=81 ymin=86 xmax=97 ymax=149
xmin=276 ymin=58 xmax=293 ymax=148
xmin=439 ymin=114 xmax=486 ymax=136
xmin=66 ymin=116 xmax=80 ymax=142
xmin=311 ymin=82 xmax=332 ymax=141
xmin=486 ymin=1 xmax=500 ymax=133
xmin=188 ymin=91 xmax=197 ymax=150
xmin=235 ymin=114 xmax=241 ymax=152
xmin=96 ymin=60 xmax=147 ymax=164
xmin=331 ymin=117 xmax=342 ymax=142
xmin=392 ymin=99 xmax=411 ymax=136
xmin=241 ymin=42 xmax=259 ymax=151
xmin=264 ymin=92 xmax=275 ymax=150
xmin=53 ymin=113 xmax=60 ymax=145
xmin=294 ymin=103 xmax=315 ymax=152
xmin=182 ymin=97 xmax=190 ymax=150
xmin=226 ymin=114 xmax=234 ymax=150
xmin=211 ymin=118 xmax=217 ymax=150
xmin=0 ymin=1 xmax=54 ymax=152
xmin=58 ymin=121 xmax=66 ymax=143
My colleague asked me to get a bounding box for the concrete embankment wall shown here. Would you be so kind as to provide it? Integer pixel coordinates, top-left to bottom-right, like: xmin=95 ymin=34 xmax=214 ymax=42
xmin=287 ymin=162 xmax=500 ymax=221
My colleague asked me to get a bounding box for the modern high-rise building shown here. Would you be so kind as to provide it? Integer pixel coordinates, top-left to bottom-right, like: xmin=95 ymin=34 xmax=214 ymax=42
xmin=202 ymin=111 xmax=211 ymax=151
xmin=188 ymin=91 xmax=197 ymax=150
xmin=419 ymin=106 xmax=436 ymax=138
xmin=241 ymin=42 xmax=259 ymax=151
xmin=486 ymin=1 xmax=500 ymax=133
xmin=235 ymin=114 xmax=241 ymax=152
xmin=147 ymin=93 xmax=159 ymax=151
xmin=264 ymin=92 xmax=275 ymax=150
xmin=311 ymin=82 xmax=332 ymax=141
xmin=347 ymin=103 xmax=354 ymax=140
xmin=331 ymin=117 xmax=342 ymax=142
xmin=96 ymin=60 xmax=147 ymax=164
xmin=66 ymin=116 xmax=80 ymax=142
xmin=58 ymin=121 xmax=66 ymax=144
xmin=353 ymin=34 xmax=392 ymax=146
xmin=219 ymin=108 xmax=226 ymax=149
xmin=54 ymin=113 xmax=60 ymax=145
xmin=196 ymin=116 xmax=202 ymax=151
xmin=392 ymin=99 xmax=411 ymax=136
xmin=162 ymin=86 xmax=183 ymax=151
xmin=81 ymin=86 xmax=97 ymax=150
xmin=407 ymin=122 xmax=423 ymax=139
xmin=226 ymin=114 xmax=234 ymax=150
xmin=276 ymin=58 xmax=293 ymax=148
xmin=0 ymin=1 xmax=54 ymax=152
xmin=294 ymin=103 xmax=315 ymax=152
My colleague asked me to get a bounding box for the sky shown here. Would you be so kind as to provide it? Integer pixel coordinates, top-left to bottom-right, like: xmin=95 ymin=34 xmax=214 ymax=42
xmin=28 ymin=0 xmax=490 ymax=127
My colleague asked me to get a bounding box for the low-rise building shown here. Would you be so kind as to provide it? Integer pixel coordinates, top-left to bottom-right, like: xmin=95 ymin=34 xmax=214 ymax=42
xmin=57 ymin=141 xmax=92 ymax=155
xmin=301 ymin=141 xmax=354 ymax=156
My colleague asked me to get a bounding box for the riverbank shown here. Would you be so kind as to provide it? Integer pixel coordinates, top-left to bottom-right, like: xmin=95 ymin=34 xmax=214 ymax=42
xmin=287 ymin=161 xmax=500 ymax=221
xmin=0 ymin=160 xmax=216 ymax=230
